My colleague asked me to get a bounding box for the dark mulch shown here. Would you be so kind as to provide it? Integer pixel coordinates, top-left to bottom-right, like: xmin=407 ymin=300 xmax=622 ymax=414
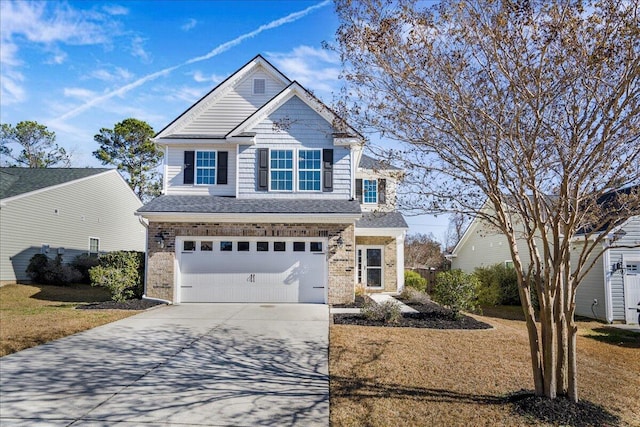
xmin=507 ymin=390 xmax=621 ymax=427
xmin=76 ymin=299 xmax=165 ymax=310
xmin=333 ymin=299 xmax=492 ymax=330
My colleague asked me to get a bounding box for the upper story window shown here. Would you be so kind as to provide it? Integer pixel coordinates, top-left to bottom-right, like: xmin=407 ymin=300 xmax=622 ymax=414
xmin=298 ymin=150 xmax=321 ymax=191
xmin=363 ymin=179 xmax=377 ymax=204
xmin=270 ymin=150 xmax=293 ymax=191
xmin=253 ymin=78 xmax=266 ymax=94
xmin=196 ymin=151 xmax=216 ymax=185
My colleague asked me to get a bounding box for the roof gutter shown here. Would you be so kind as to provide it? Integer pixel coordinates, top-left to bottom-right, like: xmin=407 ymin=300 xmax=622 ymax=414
xmin=135 ymin=211 xmax=362 ymax=224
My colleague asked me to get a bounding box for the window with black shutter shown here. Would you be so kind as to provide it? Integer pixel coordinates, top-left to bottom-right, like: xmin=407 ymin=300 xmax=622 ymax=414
xmin=323 ymin=149 xmax=333 ymax=192
xmin=257 ymin=148 xmax=268 ymax=190
xmin=217 ymin=151 xmax=228 ymax=185
xmin=356 ymin=178 xmax=363 ymax=203
xmin=183 ymin=151 xmax=194 ymax=184
xmin=378 ymin=179 xmax=386 ymax=204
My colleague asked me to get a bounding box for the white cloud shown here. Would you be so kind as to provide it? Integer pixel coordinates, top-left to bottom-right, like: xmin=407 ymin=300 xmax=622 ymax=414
xmin=90 ymin=66 xmax=134 ymax=82
xmin=63 ymin=87 xmax=96 ymax=100
xmin=45 ymin=51 xmax=68 ymax=65
xmin=130 ymin=35 xmax=152 ymax=63
xmin=267 ymin=45 xmax=341 ymax=98
xmin=0 ymin=69 xmax=26 ymax=106
xmin=162 ymin=85 xmax=207 ymax=104
xmin=192 ymin=71 xmax=225 ymax=84
xmin=103 ymin=4 xmax=129 ymax=16
xmin=181 ymin=18 xmax=198 ymax=31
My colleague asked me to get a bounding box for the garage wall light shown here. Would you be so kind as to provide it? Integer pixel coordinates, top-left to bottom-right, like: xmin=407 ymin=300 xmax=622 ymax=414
xmin=155 ymin=234 xmax=165 ymax=249
xmin=336 ymin=236 xmax=344 ymax=248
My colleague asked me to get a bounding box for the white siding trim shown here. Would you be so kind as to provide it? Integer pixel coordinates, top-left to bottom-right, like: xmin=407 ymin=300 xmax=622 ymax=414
xmin=603 ymin=243 xmax=614 ymax=323
xmin=397 ymin=232 xmax=406 ymax=293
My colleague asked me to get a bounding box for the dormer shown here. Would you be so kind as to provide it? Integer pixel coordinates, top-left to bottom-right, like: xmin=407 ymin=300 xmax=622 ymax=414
xmin=356 ymin=154 xmax=403 ymax=212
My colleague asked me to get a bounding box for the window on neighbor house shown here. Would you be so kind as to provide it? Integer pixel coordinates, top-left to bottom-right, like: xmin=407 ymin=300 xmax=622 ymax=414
xmin=89 ymin=238 xmax=99 ymax=257
xmin=363 ymin=179 xmax=377 ymax=204
xmin=196 ymin=151 xmax=216 ymax=185
xmin=298 ymin=150 xmax=321 ymax=191
xmin=270 ymin=150 xmax=293 ymax=191
xmin=505 ymin=260 xmax=514 ymax=269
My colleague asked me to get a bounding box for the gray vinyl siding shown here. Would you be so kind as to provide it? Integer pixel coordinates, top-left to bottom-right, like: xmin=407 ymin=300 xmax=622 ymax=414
xmin=451 ymin=218 xmax=533 ymax=273
xmin=607 ymin=216 xmax=640 ymax=321
xmin=573 ymin=246 xmax=606 ymax=320
xmin=164 ymin=145 xmax=236 ymax=196
xmin=180 ymin=67 xmax=287 ymax=135
xmin=0 ymin=171 xmax=145 ymax=282
xmin=237 ymin=96 xmax=351 ymax=199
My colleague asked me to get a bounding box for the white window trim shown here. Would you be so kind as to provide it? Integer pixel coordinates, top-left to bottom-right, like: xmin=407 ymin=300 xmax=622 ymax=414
xmin=363 ymin=179 xmax=378 ymax=205
xmin=269 ymin=149 xmax=294 ymax=193
xmin=358 ymin=245 xmax=384 ymax=288
xmin=297 ymin=149 xmax=322 ymax=192
xmin=195 ymin=150 xmax=217 ymax=186
xmin=88 ymin=237 xmax=100 ymax=256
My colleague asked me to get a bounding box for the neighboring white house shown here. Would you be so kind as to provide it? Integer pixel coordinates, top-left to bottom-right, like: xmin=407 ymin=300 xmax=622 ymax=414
xmin=0 ymin=168 xmax=146 ymax=284
xmin=449 ymin=213 xmax=640 ymax=324
xmin=136 ymin=55 xmax=408 ymax=305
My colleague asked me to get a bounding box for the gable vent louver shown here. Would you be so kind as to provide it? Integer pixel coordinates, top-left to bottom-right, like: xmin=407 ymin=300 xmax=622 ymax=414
xmin=253 ymin=78 xmax=266 ymax=94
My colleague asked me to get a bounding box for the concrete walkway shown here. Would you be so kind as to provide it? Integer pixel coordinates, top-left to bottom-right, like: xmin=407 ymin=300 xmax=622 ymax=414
xmin=368 ymin=293 xmax=418 ymax=313
xmin=0 ymin=304 xmax=329 ymax=427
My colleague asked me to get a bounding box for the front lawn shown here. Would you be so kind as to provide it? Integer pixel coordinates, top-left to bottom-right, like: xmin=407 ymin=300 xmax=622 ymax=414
xmin=330 ymin=310 xmax=640 ymax=426
xmin=0 ymin=283 xmax=143 ymax=356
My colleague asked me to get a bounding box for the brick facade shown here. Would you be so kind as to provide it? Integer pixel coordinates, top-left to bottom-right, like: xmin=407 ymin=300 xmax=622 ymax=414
xmin=355 ymin=236 xmax=398 ymax=293
xmin=146 ymin=222 xmax=355 ymax=304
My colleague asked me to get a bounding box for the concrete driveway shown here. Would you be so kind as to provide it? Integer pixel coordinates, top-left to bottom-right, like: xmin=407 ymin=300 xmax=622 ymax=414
xmin=0 ymin=304 xmax=329 ymax=426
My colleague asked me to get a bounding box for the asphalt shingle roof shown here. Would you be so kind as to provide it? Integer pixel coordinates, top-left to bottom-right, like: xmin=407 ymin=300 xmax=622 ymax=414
xmin=0 ymin=168 xmax=112 ymax=199
xmin=359 ymin=154 xmax=401 ymax=171
xmin=138 ymin=195 xmax=362 ymax=215
xmin=356 ymin=211 xmax=408 ymax=228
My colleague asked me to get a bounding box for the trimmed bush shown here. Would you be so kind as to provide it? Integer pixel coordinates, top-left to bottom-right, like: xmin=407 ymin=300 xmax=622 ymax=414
xmin=71 ymin=254 xmax=100 ymax=284
xmin=26 ymin=254 xmax=82 ymax=285
xmin=433 ymin=269 xmax=480 ymax=319
xmin=361 ymin=299 xmax=402 ymax=324
xmin=474 ymin=263 xmax=522 ymax=306
xmin=399 ymin=286 xmax=431 ymax=304
xmin=89 ymin=251 xmax=145 ymax=302
xmin=404 ymin=270 xmax=427 ymax=292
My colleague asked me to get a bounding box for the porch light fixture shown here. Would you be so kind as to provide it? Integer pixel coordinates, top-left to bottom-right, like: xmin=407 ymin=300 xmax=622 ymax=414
xmin=336 ymin=236 xmax=344 ymax=248
xmin=155 ymin=234 xmax=165 ymax=248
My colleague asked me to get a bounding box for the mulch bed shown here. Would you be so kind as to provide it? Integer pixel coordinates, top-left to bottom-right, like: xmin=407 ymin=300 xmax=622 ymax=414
xmin=76 ymin=299 xmax=165 ymax=310
xmin=507 ymin=389 xmax=620 ymax=427
xmin=333 ymin=297 xmax=492 ymax=330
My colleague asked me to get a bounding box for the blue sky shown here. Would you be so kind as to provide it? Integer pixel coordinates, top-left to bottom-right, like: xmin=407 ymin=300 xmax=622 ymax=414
xmin=0 ymin=0 xmax=449 ymax=241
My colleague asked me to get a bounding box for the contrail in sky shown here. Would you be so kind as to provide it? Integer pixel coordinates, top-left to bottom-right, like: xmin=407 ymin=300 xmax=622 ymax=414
xmin=54 ymin=0 xmax=331 ymax=122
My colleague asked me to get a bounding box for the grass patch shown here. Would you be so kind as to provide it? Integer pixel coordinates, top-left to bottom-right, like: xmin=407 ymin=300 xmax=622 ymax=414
xmin=0 ymin=283 xmax=143 ymax=356
xmin=330 ymin=314 xmax=640 ymax=426
xmin=582 ymin=325 xmax=640 ymax=349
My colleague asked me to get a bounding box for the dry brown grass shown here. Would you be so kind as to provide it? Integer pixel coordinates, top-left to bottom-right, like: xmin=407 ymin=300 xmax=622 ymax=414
xmin=330 ymin=311 xmax=640 ymax=427
xmin=0 ymin=283 xmax=142 ymax=356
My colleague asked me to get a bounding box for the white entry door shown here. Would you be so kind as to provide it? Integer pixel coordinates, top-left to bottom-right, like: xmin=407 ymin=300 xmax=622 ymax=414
xmin=357 ymin=246 xmax=384 ymax=289
xmin=624 ymin=256 xmax=640 ymax=324
xmin=177 ymin=238 xmax=327 ymax=304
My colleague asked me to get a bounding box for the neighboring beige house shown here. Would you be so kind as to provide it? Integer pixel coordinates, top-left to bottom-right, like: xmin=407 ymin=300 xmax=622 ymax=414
xmin=136 ymin=55 xmax=408 ymax=305
xmin=449 ymin=212 xmax=640 ymax=324
xmin=0 ymin=168 xmax=146 ymax=284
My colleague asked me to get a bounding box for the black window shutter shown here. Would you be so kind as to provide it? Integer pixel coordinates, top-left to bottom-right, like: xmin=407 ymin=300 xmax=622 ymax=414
xmin=258 ymin=148 xmax=268 ymax=191
xmin=378 ymin=179 xmax=386 ymax=204
xmin=356 ymin=179 xmax=363 ymax=203
xmin=322 ymin=149 xmax=333 ymax=192
xmin=184 ymin=151 xmax=195 ymax=184
xmin=217 ymin=151 xmax=228 ymax=185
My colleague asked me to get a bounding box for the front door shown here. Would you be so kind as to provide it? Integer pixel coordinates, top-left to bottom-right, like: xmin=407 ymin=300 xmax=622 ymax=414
xmin=357 ymin=246 xmax=383 ymax=289
xmin=624 ymin=257 xmax=640 ymax=324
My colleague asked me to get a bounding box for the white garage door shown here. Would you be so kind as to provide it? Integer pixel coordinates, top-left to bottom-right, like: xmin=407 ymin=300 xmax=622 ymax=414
xmin=177 ymin=237 xmax=327 ymax=303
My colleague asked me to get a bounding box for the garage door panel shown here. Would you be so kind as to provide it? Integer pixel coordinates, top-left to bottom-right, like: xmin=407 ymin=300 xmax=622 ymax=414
xmin=178 ymin=238 xmax=326 ymax=303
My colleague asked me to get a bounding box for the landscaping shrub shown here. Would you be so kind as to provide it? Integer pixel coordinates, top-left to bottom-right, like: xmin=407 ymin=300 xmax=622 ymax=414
xmin=433 ymin=269 xmax=480 ymax=319
xmin=475 ymin=264 xmax=526 ymax=306
xmin=404 ymin=270 xmax=427 ymax=292
xmin=71 ymin=254 xmax=100 ymax=284
xmin=26 ymin=254 xmax=82 ymax=285
xmin=89 ymin=251 xmax=145 ymax=302
xmin=399 ymin=286 xmax=431 ymax=304
xmin=361 ymin=299 xmax=402 ymax=324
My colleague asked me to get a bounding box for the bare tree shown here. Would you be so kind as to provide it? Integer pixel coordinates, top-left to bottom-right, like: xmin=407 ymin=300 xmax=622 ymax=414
xmin=444 ymin=212 xmax=469 ymax=253
xmin=405 ymin=233 xmax=444 ymax=270
xmin=334 ymin=0 xmax=640 ymax=401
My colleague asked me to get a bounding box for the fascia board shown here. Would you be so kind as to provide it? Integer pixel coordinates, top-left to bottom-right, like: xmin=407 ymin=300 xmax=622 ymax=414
xmin=135 ymin=212 xmax=361 ymax=224
xmin=355 ymin=227 xmax=407 ymax=237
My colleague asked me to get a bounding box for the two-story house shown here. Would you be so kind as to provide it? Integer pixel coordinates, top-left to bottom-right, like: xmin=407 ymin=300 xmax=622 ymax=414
xmin=137 ymin=55 xmax=407 ymax=304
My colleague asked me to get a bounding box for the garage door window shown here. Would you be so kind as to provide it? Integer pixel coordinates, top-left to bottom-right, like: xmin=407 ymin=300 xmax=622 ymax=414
xmin=257 ymin=242 xmax=269 ymax=251
xmin=294 ymin=242 xmax=305 ymax=252
xmin=237 ymin=242 xmax=250 ymax=251
xmin=201 ymin=241 xmax=213 ymax=251
xmin=274 ymin=242 xmax=286 ymax=251
xmin=220 ymin=241 xmax=232 ymax=251
xmin=310 ymin=242 xmax=323 ymax=252
xmin=183 ymin=241 xmax=195 ymax=251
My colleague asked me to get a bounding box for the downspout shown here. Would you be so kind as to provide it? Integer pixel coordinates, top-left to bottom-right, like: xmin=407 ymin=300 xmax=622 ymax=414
xmin=602 ymin=239 xmax=614 ymax=324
